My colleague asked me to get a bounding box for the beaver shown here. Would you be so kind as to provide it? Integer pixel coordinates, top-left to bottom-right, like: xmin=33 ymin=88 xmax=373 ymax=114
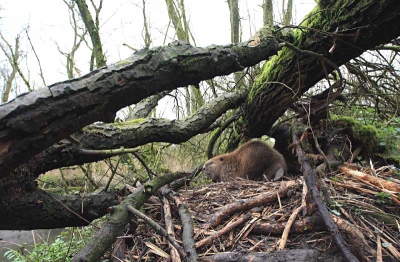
xmin=203 ymin=140 xmax=287 ymax=182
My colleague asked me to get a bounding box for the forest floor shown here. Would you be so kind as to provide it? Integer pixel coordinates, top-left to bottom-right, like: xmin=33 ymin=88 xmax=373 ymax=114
xmin=113 ymin=163 xmax=400 ymax=262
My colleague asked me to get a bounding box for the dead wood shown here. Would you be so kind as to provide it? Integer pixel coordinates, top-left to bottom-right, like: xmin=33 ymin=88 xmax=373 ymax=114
xmin=277 ymin=177 xmax=307 ymax=250
xmin=202 ymin=180 xmax=296 ymax=230
xmin=162 ymin=197 xmax=182 ymax=262
xmin=332 ymin=216 xmax=374 ymax=261
xmin=339 ymin=165 xmax=400 ymax=193
xmin=292 ymin=126 xmax=360 ymax=262
xmin=195 ymin=213 xmax=252 ymax=249
xmin=201 ymin=249 xmax=346 ymax=262
xmin=0 ymin=190 xmax=119 ymax=230
xmin=170 ymin=193 xmax=199 ymax=262
xmin=116 ymin=172 xmax=400 ymax=261
xmin=111 ymin=238 xmax=126 ymax=262
xmin=251 ymin=213 xmax=327 ymax=235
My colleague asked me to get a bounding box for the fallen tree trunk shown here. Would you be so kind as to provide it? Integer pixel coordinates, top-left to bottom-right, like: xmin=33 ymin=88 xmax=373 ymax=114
xmin=0 ymin=38 xmax=278 ymax=176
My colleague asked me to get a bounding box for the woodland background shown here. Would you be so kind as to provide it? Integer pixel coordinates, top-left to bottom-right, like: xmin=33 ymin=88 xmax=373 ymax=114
xmin=1 ymin=0 xmax=400 ymax=261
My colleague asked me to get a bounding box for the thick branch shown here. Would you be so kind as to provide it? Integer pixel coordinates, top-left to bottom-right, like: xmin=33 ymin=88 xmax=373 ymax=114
xmin=0 ymin=39 xmax=277 ymax=176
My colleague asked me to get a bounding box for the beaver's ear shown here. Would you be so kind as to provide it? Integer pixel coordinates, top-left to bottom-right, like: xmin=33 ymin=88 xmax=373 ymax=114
xmin=219 ymin=157 xmax=224 ymax=161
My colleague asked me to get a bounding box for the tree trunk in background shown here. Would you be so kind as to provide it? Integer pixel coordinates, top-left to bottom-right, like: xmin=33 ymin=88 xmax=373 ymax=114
xmin=0 ymin=36 xmax=20 ymax=103
xmin=165 ymin=0 xmax=204 ymax=116
xmin=283 ymin=0 xmax=293 ymax=26
xmin=228 ymin=0 xmax=240 ymax=44
xmin=228 ymin=0 xmax=245 ymax=88
xmin=75 ymin=0 xmax=106 ymax=68
xmin=263 ymin=0 xmax=273 ymax=26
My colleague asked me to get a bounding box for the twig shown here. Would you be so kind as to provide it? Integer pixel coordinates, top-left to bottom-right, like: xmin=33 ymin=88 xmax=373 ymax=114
xmin=162 ymin=197 xmax=181 ymax=262
xmin=25 ymin=29 xmax=46 ymax=86
xmin=78 ymin=147 xmax=139 ymax=156
xmin=376 ymin=234 xmax=383 ymax=262
xmin=127 ymin=205 xmax=186 ymax=258
xmin=169 ymin=192 xmax=199 ymax=262
xmin=132 ymin=151 xmax=156 ymax=179
xmin=104 ymin=158 xmax=120 ymax=192
xmin=195 ymin=213 xmax=252 ymax=249
xmin=277 ymin=177 xmax=307 ymax=250
xmin=41 ymin=189 xmax=99 ymax=229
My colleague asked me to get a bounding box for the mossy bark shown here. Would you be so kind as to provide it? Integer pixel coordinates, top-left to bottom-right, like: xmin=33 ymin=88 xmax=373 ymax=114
xmin=246 ymin=0 xmax=400 ymax=137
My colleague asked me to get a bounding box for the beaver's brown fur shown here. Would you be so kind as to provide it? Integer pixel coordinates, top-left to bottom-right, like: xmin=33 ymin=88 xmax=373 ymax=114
xmin=203 ymin=140 xmax=287 ymax=182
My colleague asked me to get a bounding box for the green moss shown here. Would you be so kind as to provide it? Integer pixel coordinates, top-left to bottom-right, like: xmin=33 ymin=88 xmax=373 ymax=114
xmin=114 ymin=59 xmax=133 ymax=68
xmin=113 ymin=118 xmax=146 ymax=128
xmin=382 ymin=155 xmax=400 ymax=167
xmin=332 ymin=116 xmax=380 ymax=151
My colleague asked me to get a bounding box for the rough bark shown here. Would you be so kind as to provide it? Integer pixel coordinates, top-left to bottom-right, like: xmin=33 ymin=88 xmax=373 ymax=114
xmin=246 ymin=0 xmax=400 ymax=137
xmin=0 ymin=39 xmax=278 ymax=176
xmin=0 ymin=190 xmax=118 ymax=230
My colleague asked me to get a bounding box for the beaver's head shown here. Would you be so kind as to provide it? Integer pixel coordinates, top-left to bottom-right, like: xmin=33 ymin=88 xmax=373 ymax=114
xmin=202 ymin=156 xmax=225 ymax=182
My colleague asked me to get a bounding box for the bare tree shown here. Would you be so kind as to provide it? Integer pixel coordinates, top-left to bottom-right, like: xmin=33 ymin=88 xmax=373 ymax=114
xmin=75 ymin=0 xmax=106 ymax=69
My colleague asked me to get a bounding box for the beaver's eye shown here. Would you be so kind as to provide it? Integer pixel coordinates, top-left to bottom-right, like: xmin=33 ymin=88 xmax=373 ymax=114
xmin=220 ymin=157 xmax=224 ymax=161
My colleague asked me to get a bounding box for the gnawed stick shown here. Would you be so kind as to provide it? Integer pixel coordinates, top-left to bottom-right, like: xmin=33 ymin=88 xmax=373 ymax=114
xmin=202 ymin=180 xmax=296 ymax=229
xmin=127 ymin=205 xmax=186 ymax=258
xmin=277 ymin=177 xmax=307 ymax=250
xmin=196 ymin=213 xmax=251 ymax=249
xmin=170 ymin=193 xmax=199 ymax=262
xmin=162 ymin=197 xmax=181 ymax=262
xmin=339 ymin=165 xmax=400 ymax=193
xmin=251 ymin=213 xmax=326 ymax=235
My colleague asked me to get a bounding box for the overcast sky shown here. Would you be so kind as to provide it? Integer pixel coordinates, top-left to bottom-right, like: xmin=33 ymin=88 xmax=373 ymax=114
xmin=1 ymin=0 xmax=315 ymax=84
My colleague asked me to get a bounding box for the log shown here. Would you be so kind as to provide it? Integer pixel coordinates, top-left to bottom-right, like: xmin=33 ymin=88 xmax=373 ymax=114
xmin=201 ymin=249 xmax=345 ymax=262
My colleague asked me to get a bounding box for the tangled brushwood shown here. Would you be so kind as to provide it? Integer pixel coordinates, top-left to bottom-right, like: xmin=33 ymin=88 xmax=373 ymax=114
xmin=111 ymin=164 xmax=400 ymax=262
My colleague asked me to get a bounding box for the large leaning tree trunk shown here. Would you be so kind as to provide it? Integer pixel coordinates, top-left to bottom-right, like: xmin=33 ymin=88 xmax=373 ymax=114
xmin=246 ymin=0 xmax=400 ymax=137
